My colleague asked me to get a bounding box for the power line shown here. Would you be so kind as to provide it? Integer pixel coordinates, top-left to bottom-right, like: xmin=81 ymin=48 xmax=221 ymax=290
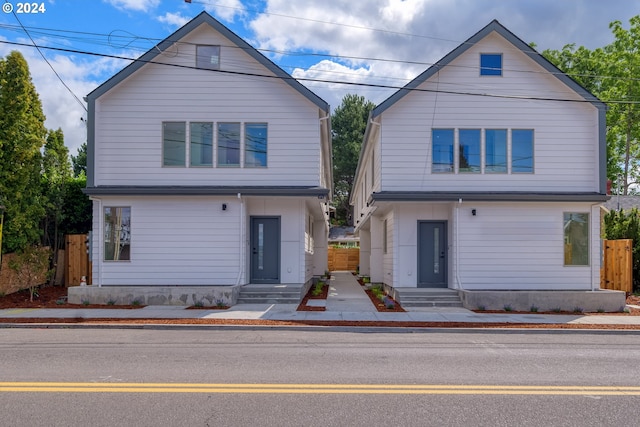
xmin=5 ymin=3 xmax=87 ymax=112
xmin=2 ymin=21 xmax=639 ymax=85
xmin=3 ymin=38 xmax=639 ymax=105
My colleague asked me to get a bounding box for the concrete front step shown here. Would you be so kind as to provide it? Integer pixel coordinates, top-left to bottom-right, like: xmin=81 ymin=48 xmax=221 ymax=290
xmin=393 ymin=288 xmax=463 ymax=308
xmin=237 ymin=284 xmax=304 ymax=304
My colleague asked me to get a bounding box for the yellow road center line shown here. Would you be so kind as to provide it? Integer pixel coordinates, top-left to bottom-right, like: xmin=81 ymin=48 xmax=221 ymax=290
xmin=1 ymin=382 xmax=639 ymax=395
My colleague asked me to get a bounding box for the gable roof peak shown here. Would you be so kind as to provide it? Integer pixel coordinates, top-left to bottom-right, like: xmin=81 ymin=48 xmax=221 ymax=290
xmin=371 ymin=19 xmax=604 ymax=117
xmin=86 ymin=11 xmax=328 ymax=112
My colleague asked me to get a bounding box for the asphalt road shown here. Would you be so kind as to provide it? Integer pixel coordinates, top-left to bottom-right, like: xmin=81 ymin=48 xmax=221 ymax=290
xmin=1 ymin=327 xmax=639 ymax=426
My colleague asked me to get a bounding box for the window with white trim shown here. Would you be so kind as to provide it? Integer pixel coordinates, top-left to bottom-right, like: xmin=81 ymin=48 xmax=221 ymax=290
xmin=563 ymin=213 xmax=589 ymax=266
xmin=431 ymin=128 xmax=534 ymax=174
xmin=196 ymin=45 xmax=220 ymax=70
xmin=104 ymin=207 xmax=131 ymax=261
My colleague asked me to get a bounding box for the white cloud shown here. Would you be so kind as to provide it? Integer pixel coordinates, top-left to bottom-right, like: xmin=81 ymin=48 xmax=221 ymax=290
xmin=205 ymin=0 xmax=245 ymax=22
xmin=0 ymin=38 xmax=134 ymax=155
xmin=157 ymin=12 xmax=190 ymax=28
xmin=104 ymin=0 xmax=161 ymax=13
xmin=249 ymin=0 xmax=635 ymax=109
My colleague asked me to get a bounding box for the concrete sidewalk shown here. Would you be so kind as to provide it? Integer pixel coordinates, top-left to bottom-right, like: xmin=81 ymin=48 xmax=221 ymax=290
xmin=1 ymin=272 xmax=639 ymax=327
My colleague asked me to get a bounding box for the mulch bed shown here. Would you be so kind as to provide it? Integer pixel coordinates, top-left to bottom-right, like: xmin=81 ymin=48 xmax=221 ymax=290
xmin=0 ymin=284 xmax=144 ymax=309
xmin=364 ymin=289 xmax=405 ymax=312
xmin=297 ymin=283 xmax=330 ymax=311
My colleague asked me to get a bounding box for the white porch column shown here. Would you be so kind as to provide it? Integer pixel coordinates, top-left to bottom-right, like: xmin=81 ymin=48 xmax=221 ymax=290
xmin=370 ymin=216 xmax=384 ymax=283
xmin=358 ymin=228 xmax=371 ymax=276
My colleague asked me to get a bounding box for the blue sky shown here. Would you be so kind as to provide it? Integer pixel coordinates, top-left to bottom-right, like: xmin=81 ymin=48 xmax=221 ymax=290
xmin=0 ymin=0 xmax=637 ymax=154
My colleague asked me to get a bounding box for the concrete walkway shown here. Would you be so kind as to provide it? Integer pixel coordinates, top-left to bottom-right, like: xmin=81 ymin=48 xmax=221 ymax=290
xmin=1 ymin=272 xmax=640 ymax=327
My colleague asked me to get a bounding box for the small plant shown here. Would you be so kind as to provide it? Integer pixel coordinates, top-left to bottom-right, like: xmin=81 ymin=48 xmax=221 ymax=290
xmin=312 ymin=281 xmax=325 ymax=296
xmin=624 ymin=307 xmax=631 ymax=313
xmin=530 ymin=305 xmax=538 ymax=313
xmin=552 ymin=307 xmax=562 ymax=313
xmin=573 ymin=307 xmax=584 ymax=313
xmin=56 ymin=299 xmax=65 ymax=305
xmin=324 ymin=270 xmax=330 ymax=279
xmin=107 ymin=299 xmax=116 ymax=306
xmin=132 ymin=299 xmax=141 ymax=306
xmin=362 ymin=276 xmax=371 ymax=284
xmin=385 ymin=300 xmax=395 ymax=309
xmin=215 ymin=299 xmax=226 ymax=308
xmin=503 ymin=305 xmax=513 ymax=312
xmin=82 ymin=300 xmax=90 ymax=306
xmin=597 ymin=307 xmax=605 ymax=313
xmin=477 ymin=305 xmax=486 ymax=311
xmin=194 ymin=300 xmax=204 ymax=308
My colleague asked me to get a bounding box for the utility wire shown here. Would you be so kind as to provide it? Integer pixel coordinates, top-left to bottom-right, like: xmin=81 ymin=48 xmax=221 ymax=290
xmin=3 ymin=38 xmax=639 ymax=105
xmin=1 ymin=21 xmax=639 ymax=85
xmin=5 ymin=2 xmax=87 ymax=111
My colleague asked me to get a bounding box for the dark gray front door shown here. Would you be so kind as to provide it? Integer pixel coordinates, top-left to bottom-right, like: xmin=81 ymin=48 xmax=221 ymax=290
xmin=250 ymin=217 xmax=280 ymax=284
xmin=418 ymin=221 xmax=447 ymax=288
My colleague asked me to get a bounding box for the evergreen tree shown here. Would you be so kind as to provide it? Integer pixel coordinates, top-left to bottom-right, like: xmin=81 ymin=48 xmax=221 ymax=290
xmin=71 ymin=142 xmax=87 ymax=177
xmin=331 ymin=94 xmax=375 ymax=225
xmin=0 ymin=51 xmax=47 ymax=253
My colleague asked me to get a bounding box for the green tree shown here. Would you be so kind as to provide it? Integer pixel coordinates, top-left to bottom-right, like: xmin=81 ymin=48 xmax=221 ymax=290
xmin=542 ymin=16 xmax=640 ymax=194
xmin=71 ymin=142 xmax=87 ymax=177
xmin=60 ymin=174 xmax=92 ymax=235
xmin=331 ymin=94 xmax=375 ymax=225
xmin=42 ymin=128 xmax=71 ymax=248
xmin=0 ymin=51 xmax=47 ymax=253
xmin=603 ymin=208 xmax=640 ymax=291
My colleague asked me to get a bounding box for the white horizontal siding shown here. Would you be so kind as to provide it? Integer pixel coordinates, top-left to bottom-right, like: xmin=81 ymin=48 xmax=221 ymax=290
xmin=456 ymin=202 xmax=597 ymax=290
xmin=378 ymin=32 xmax=599 ymax=193
xmin=94 ymin=24 xmax=322 ymax=187
xmin=94 ymin=196 xmax=241 ymax=286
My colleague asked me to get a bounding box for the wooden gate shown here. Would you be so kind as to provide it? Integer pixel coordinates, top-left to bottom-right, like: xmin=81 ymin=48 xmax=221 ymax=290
xmin=328 ymin=247 xmax=359 ymax=271
xmin=65 ymin=234 xmax=91 ymax=286
xmin=601 ymin=239 xmax=632 ymax=293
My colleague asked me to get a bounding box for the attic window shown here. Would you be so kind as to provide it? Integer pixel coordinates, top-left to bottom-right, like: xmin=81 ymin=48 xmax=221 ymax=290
xmin=480 ymin=53 xmax=502 ymax=76
xmin=196 ymin=45 xmax=220 ymax=70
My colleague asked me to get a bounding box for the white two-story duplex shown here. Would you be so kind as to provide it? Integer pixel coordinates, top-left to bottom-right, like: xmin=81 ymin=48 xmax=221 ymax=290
xmin=71 ymin=12 xmax=332 ymax=306
xmin=351 ymin=20 xmax=623 ymax=311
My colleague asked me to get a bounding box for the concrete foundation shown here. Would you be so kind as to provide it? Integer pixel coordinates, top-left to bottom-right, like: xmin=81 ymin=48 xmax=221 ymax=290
xmin=68 ymin=285 xmax=241 ymax=307
xmin=459 ymin=289 xmax=626 ymax=313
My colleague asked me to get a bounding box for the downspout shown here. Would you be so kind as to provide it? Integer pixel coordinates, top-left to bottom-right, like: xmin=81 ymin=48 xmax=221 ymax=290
xmin=455 ymin=198 xmax=463 ymax=290
xmin=236 ymin=193 xmax=244 ymax=286
xmin=89 ymin=196 xmax=102 ymax=287
xmin=591 ymin=201 xmax=601 ymax=292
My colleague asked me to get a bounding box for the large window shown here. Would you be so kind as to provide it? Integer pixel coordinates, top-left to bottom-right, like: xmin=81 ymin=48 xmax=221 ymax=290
xmin=432 ymin=129 xmax=454 ymax=173
xmin=512 ymin=129 xmax=534 ymax=173
xmin=480 ymin=53 xmax=502 ymax=76
xmin=163 ymin=122 xmax=186 ymax=166
xmin=196 ymin=45 xmax=220 ymax=70
xmin=104 ymin=207 xmax=131 ymax=261
xmin=564 ymin=213 xmax=589 ymax=266
xmin=218 ymin=122 xmax=241 ymax=166
xmin=485 ymin=129 xmax=507 ymax=173
xmin=190 ymin=122 xmax=213 ymax=167
xmin=244 ymin=123 xmax=267 ymax=167
xmin=459 ymin=129 xmax=481 ymax=173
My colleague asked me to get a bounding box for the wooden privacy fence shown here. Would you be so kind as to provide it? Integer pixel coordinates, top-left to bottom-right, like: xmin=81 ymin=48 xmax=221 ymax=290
xmin=601 ymin=239 xmax=633 ymax=293
xmin=328 ymin=247 xmax=359 ymax=272
xmin=65 ymin=234 xmax=91 ymax=286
